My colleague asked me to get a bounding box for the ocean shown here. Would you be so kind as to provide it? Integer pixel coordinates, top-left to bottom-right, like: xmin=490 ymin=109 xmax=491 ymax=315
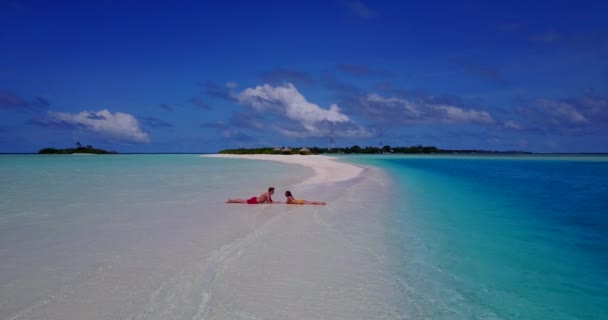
xmin=347 ymin=154 xmax=608 ymax=319
xmin=0 ymin=154 xmax=607 ymax=319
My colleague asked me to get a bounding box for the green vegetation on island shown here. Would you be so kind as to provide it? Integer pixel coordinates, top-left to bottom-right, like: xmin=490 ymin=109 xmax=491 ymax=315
xmin=219 ymin=145 xmax=531 ymax=155
xmin=38 ymin=142 xmax=117 ymax=154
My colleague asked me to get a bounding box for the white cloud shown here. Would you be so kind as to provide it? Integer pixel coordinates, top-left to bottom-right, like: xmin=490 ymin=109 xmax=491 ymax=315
xmin=272 ymin=124 xmax=371 ymax=138
xmin=504 ymin=120 xmax=522 ymax=130
xmin=235 ymin=83 xmax=360 ymax=137
xmin=519 ymin=96 xmax=607 ymax=134
xmin=45 ymin=109 xmax=150 ymax=143
xmin=435 ymin=105 xmax=493 ymax=123
xmin=537 ymin=99 xmax=589 ymax=125
xmin=361 ymin=94 xmax=494 ymax=124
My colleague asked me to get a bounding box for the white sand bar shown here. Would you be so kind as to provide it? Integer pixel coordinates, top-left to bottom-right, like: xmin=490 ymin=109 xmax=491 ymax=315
xmin=203 ymin=154 xmax=364 ymax=185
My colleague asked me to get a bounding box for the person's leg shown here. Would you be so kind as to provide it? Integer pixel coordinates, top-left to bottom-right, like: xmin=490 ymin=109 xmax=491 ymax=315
xmin=302 ymin=200 xmax=326 ymax=205
xmin=226 ymin=199 xmax=247 ymax=203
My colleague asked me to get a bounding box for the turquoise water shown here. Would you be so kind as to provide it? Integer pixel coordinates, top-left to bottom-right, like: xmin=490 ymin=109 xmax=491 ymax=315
xmin=346 ymin=155 xmax=608 ymax=319
xmin=0 ymin=154 xmax=315 ymax=319
xmin=2 ymin=154 xmax=607 ymax=319
xmin=0 ymin=154 xmax=402 ymax=319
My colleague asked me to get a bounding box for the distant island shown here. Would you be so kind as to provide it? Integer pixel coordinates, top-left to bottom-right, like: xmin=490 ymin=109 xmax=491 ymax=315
xmin=38 ymin=142 xmax=117 ymax=154
xmin=219 ymin=145 xmax=532 ymax=155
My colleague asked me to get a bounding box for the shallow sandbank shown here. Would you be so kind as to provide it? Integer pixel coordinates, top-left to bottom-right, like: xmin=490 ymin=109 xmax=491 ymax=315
xmin=202 ymin=154 xmax=364 ymax=185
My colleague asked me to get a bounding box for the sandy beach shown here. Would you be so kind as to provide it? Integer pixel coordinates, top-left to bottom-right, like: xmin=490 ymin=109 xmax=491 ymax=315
xmin=197 ymin=154 xmax=399 ymax=319
xmin=202 ymin=154 xmax=365 ymax=185
xmin=1 ymin=155 xmax=401 ymax=319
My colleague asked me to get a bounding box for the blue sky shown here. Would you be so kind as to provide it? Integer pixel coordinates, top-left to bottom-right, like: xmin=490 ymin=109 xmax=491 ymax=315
xmin=1 ymin=0 xmax=607 ymax=153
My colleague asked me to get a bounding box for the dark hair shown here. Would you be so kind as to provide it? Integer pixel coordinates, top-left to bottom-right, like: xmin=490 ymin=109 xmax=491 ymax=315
xmin=285 ymin=190 xmax=292 ymax=197
xmin=269 ymin=187 xmax=275 ymax=192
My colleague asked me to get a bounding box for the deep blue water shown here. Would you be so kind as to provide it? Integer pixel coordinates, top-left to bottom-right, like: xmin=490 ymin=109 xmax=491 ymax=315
xmin=347 ymin=155 xmax=608 ymax=319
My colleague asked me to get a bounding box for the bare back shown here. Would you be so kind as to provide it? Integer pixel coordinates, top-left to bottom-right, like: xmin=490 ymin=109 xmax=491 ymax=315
xmin=257 ymin=192 xmax=273 ymax=203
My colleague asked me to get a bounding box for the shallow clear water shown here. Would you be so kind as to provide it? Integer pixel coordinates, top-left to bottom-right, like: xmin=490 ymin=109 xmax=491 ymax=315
xmin=0 ymin=155 xmax=313 ymax=319
xmin=0 ymin=154 xmax=398 ymax=319
xmin=3 ymin=154 xmax=607 ymax=319
xmin=347 ymin=154 xmax=608 ymax=319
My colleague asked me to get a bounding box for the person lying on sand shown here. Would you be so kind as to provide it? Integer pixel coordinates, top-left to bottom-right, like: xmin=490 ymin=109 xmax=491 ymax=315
xmin=284 ymin=190 xmax=326 ymax=205
xmin=226 ymin=187 xmax=280 ymax=204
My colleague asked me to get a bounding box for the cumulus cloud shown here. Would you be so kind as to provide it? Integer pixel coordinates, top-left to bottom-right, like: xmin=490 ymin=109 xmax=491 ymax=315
xmin=514 ymin=95 xmax=608 ymax=134
xmin=354 ymin=93 xmax=495 ymax=125
xmin=36 ymin=109 xmax=149 ymax=143
xmin=503 ymin=120 xmax=522 ymax=130
xmin=272 ymin=120 xmax=370 ymax=138
xmin=235 ymin=83 xmax=364 ymax=137
xmin=577 ymin=96 xmax=608 ymax=122
xmin=238 ymin=83 xmax=349 ymax=122
xmin=536 ymin=98 xmax=589 ymax=125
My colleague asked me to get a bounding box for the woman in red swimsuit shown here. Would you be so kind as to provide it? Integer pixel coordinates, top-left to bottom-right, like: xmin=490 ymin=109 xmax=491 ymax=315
xmin=226 ymin=187 xmax=278 ymax=204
